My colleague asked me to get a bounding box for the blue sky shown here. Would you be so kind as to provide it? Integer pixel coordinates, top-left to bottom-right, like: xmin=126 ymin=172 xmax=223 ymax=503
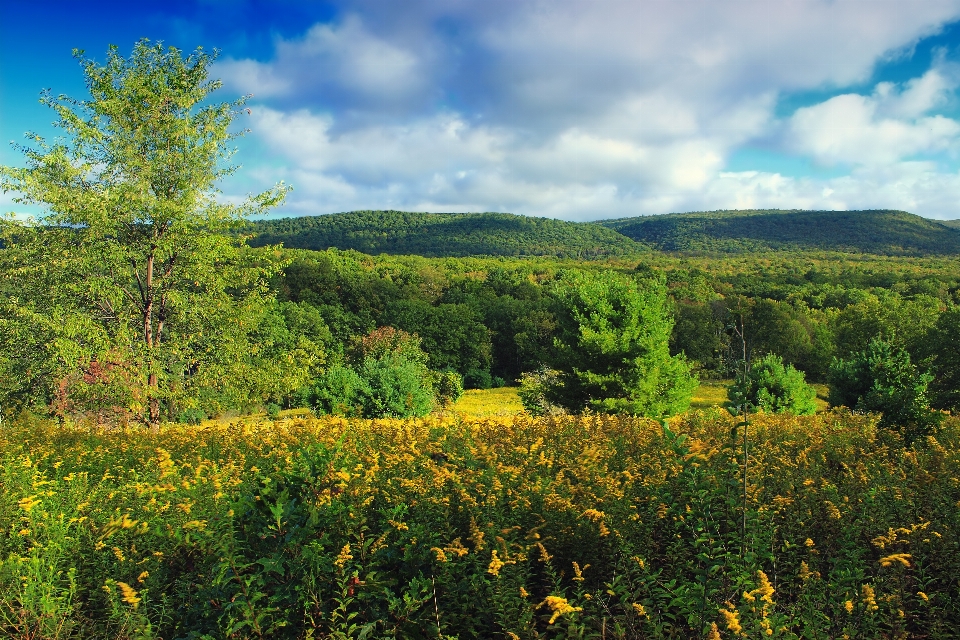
xmin=5 ymin=1 xmax=960 ymax=220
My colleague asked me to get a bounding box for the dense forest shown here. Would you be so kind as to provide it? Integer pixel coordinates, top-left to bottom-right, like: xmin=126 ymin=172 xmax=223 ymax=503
xmin=243 ymin=208 xmax=960 ymax=258
xmin=245 ymin=210 xmax=646 ymax=258
xmin=601 ymin=208 xmax=960 ymax=255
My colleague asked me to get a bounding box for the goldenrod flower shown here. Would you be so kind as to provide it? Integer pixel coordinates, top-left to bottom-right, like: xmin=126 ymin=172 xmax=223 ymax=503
xmin=572 ymin=561 xmax=589 ymax=582
xmin=918 ymin=591 xmax=929 ymax=601
xmin=487 ymin=550 xmax=506 ymax=577
xmin=844 ymin=600 xmax=854 ymax=614
xmin=632 ymin=603 xmax=646 ymax=617
xmin=542 ymin=595 xmax=582 ymax=624
xmin=720 ymin=608 xmax=742 ymax=635
xmin=18 ymin=495 xmax=41 ymax=513
xmin=116 ymin=581 xmax=141 ymax=609
xmin=879 ymin=553 xmax=912 ymax=568
xmin=334 ymin=544 xmax=353 ymax=569
xmin=706 ymin=622 xmax=722 ymax=640
xmin=861 ymin=584 xmax=879 ymax=612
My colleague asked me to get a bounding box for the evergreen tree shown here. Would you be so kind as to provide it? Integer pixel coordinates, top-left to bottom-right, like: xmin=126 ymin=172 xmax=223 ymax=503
xmin=546 ymin=269 xmax=696 ymax=417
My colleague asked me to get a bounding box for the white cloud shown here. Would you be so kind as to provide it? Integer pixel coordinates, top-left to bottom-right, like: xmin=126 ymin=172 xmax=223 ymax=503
xmin=218 ymin=1 xmax=960 ymax=220
xmin=788 ymin=67 xmax=960 ymax=166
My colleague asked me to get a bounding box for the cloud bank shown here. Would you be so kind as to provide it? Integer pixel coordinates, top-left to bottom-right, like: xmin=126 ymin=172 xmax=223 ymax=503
xmin=216 ymin=0 xmax=960 ymax=220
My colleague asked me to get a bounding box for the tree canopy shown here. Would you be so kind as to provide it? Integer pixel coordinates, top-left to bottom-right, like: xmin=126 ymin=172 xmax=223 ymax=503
xmin=0 ymin=40 xmax=289 ymax=426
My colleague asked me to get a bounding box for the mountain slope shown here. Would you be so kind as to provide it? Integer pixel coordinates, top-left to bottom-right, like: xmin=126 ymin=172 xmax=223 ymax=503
xmin=599 ymin=209 xmax=960 ymax=255
xmin=246 ymin=210 xmax=647 ymax=258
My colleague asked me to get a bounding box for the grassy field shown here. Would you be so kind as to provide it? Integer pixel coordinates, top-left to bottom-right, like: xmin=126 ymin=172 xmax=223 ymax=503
xmin=455 ymin=381 xmax=832 ymax=417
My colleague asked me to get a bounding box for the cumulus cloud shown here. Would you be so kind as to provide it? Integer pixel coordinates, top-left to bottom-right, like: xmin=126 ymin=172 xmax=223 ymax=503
xmin=788 ymin=66 xmax=960 ymax=166
xmin=218 ymin=1 xmax=960 ymax=219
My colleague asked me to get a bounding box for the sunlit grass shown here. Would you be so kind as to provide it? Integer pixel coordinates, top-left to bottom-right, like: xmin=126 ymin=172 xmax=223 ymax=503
xmin=690 ymin=379 xmax=731 ymax=410
xmin=451 ymin=386 xmax=524 ymax=418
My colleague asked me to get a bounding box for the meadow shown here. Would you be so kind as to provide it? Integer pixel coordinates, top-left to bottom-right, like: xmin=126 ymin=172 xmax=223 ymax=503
xmin=3 ymin=403 xmax=960 ymax=639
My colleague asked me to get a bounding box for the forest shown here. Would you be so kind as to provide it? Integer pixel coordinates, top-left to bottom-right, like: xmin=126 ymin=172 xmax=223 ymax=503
xmin=5 ymin=40 xmax=960 ymax=639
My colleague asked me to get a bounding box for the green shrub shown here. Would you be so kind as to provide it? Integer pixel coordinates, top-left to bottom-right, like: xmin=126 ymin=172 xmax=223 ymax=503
xmin=727 ymin=353 xmax=817 ymax=415
xmin=435 ymin=371 xmax=464 ymax=408
xmin=358 ymin=353 xmax=435 ymax=418
xmin=829 ymin=337 xmax=941 ymax=443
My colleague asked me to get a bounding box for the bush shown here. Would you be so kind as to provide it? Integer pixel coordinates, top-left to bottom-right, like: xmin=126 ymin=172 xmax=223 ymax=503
xmin=358 ymin=353 xmax=435 ymax=418
xmin=435 ymin=371 xmax=464 ymax=408
xmin=464 ymin=368 xmax=493 ymax=390
xmin=829 ymin=337 xmax=941 ymax=443
xmin=265 ymin=402 xmax=282 ymax=419
xmin=518 ymin=367 xmax=564 ymax=416
xmin=727 ymin=354 xmax=817 ymax=415
xmin=307 ymin=364 xmax=367 ymax=417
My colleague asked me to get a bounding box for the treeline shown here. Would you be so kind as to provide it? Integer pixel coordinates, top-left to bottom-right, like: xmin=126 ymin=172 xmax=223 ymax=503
xmin=601 ymin=209 xmax=960 ymax=255
xmin=5 ymin=236 xmax=960 ymax=427
xmin=243 ymin=209 xmax=960 ymax=258
xmin=245 ymin=210 xmax=646 ymax=258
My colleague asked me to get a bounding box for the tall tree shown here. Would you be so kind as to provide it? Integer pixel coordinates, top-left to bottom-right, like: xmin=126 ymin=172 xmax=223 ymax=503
xmin=0 ymin=40 xmax=288 ymax=426
xmin=546 ymin=269 xmax=696 ymax=417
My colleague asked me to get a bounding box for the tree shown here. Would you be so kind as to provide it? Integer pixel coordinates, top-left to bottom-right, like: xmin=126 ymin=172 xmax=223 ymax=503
xmin=727 ymin=353 xmax=817 ymax=416
xmin=545 ymin=269 xmax=696 ymax=417
xmin=829 ymin=338 xmax=941 ymax=444
xmin=0 ymin=40 xmax=289 ymax=426
xmin=924 ymin=307 xmax=960 ymax=411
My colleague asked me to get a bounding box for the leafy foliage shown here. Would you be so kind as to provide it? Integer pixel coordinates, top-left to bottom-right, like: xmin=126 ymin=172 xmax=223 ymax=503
xmin=246 ymin=210 xmax=647 ymax=258
xmin=0 ymin=40 xmax=288 ymax=425
xmin=829 ymin=338 xmax=941 ymax=443
xmin=602 ymin=208 xmax=960 ymax=255
xmin=727 ymin=354 xmax=817 ymax=415
xmin=546 ymin=270 xmax=697 ymax=417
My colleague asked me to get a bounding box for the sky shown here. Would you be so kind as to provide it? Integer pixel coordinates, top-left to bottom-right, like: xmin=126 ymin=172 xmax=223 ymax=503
xmin=5 ymin=1 xmax=960 ymax=221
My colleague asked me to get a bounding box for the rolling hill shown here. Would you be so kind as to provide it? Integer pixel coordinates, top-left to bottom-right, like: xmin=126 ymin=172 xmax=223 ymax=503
xmin=245 ymin=210 xmax=647 ymax=258
xmin=598 ymin=209 xmax=960 ymax=255
xmin=243 ymin=209 xmax=960 ymax=258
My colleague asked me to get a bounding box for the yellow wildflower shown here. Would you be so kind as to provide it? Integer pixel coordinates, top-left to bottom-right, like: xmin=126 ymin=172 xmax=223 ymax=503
xmin=720 ymin=608 xmax=742 ymax=635
xmin=706 ymin=623 xmax=722 ymax=640
xmin=431 ymin=547 xmax=448 ymax=563
xmin=116 ymin=581 xmax=141 ymax=609
xmin=861 ymin=584 xmax=879 ymax=612
xmin=844 ymin=600 xmax=854 ymax=614
xmin=334 ymin=544 xmax=353 ymax=570
xmin=18 ymin=495 xmax=41 ymax=513
xmin=918 ymin=591 xmax=929 ymax=602
xmin=519 ymin=586 xmax=529 ymax=598
xmin=632 ymin=603 xmax=646 ymax=617
xmin=572 ymin=561 xmax=589 ymax=582
xmin=487 ymin=550 xmax=506 ymax=577
xmin=542 ymin=595 xmax=582 ymax=624
xmin=879 ymin=553 xmax=912 ymax=568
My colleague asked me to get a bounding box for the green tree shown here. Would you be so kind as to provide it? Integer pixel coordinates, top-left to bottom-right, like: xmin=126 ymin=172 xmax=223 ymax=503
xmin=727 ymin=354 xmax=817 ymax=415
xmin=829 ymin=338 xmax=940 ymax=444
xmin=0 ymin=40 xmax=288 ymax=425
xmin=546 ymin=269 xmax=696 ymax=417
xmin=920 ymin=307 xmax=960 ymax=412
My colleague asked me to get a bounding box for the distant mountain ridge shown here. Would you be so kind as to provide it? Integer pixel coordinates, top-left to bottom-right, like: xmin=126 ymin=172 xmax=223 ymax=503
xmin=598 ymin=209 xmax=960 ymax=255
xmin=243 ymin=209 xmax=960 ymax=258
xmin=245 ymin=210 xmax=646 ymax=258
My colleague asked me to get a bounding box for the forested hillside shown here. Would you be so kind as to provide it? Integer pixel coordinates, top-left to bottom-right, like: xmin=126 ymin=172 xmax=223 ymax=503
xmin=600 ymin=209 xmax=960 ymax=254
xmin=246 ymin=210 xmax=646 ymax=258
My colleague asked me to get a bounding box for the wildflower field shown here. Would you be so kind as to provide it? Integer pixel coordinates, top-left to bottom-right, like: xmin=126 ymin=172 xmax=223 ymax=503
xmin=3 ymin=410 xmax=960 ymax=639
